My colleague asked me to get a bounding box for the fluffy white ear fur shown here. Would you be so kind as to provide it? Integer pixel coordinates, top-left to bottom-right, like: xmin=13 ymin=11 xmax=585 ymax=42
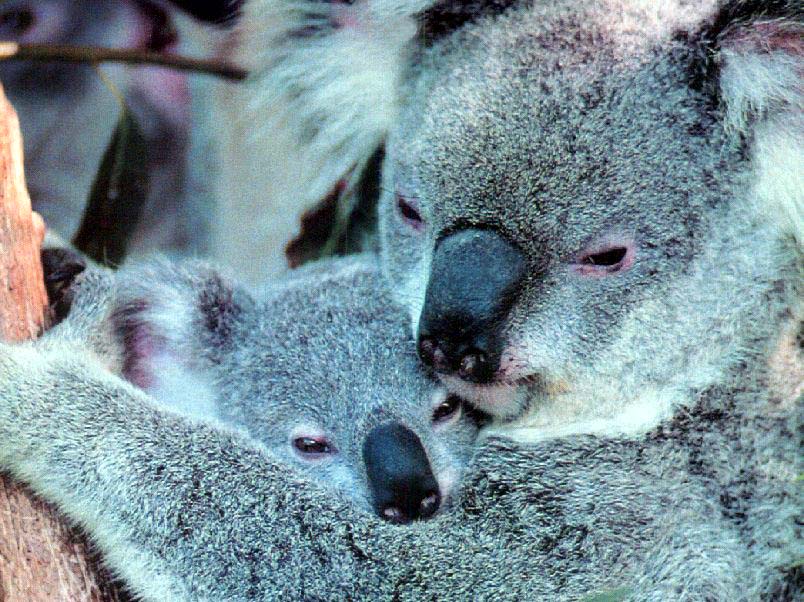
xmin=717 ymin=17 xmax=803 ymax=246
xmin=113 ymin=261 xmax=239 ymax=422
xmin=180 ymin=1 xmax=429 ymax=285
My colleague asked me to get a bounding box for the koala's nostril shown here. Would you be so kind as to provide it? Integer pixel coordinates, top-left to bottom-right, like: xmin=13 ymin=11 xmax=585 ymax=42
xmin=418 ymin=228 xmax=525 ymax=383
xmin=419 ymin=491 xmax=440 ymax=519
xmin=458 ymin=351 xmax=486 ymax=380
xmin=419 ymin=336 xmax=451 ymax=373
xmin=419 ymin=337 xmax=437 ymax=366
xmin=382 ymin=506 xmax=409 ymax=524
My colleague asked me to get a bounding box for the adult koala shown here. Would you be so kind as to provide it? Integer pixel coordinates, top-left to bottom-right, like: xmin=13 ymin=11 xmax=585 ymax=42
xmin=168 ymin=0 xmax=801 ymax=425
xmin=377 ymin=0 xmax=804 ymax=433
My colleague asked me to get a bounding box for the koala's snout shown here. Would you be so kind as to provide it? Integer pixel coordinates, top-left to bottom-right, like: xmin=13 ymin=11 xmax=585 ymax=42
xmin=418 ymin=228 xmax=525 ymax=383
xmin=363 ymin=423 xmax=441 ymax=524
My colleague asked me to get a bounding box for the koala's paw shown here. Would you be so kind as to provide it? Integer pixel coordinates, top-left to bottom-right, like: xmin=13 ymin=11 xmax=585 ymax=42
xmin=39 ymin=263 xmax=118 ymax=361
xmin=41 ymin=247 xmax=88 ymax=326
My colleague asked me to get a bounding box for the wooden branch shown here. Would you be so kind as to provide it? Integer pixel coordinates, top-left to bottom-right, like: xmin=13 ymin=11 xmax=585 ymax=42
xmin=0 ymin=42 xmax=247 ymax=81
xmin=0 ymin=82 xmax=120 ymax=602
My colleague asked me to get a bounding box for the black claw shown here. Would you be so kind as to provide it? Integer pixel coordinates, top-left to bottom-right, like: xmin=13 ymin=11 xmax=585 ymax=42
xmin=41 ymin=248 xmax=87 ymax=325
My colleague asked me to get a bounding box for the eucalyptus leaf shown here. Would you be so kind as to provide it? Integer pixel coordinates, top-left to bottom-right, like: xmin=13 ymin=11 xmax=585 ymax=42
xmin=72 ymin=108 xmax=149 ymax=267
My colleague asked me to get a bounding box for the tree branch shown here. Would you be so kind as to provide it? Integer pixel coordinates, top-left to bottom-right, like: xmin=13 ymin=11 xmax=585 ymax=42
xmin=0 ymin=81 xmax=121 ymax=602
xmin=0 ymin=42 xmax=247 ymax=81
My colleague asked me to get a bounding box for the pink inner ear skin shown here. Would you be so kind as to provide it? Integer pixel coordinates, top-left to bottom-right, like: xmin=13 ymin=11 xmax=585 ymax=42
xmin=125 ymin=327 xmax=162 ymax=391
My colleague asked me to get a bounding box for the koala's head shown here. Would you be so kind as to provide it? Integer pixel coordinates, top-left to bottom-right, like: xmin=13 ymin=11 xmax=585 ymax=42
xmin=378 ymin=1 xmax=802 ymax=424
xmin=110 ymin=255 xmax=479 ymax=524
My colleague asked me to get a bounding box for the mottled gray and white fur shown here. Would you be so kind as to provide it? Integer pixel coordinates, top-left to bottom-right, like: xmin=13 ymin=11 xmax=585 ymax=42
xmin=174 ymin=0 xmax=802 ymax=429
xmin=0 ymin=0 xmax=801 ymax=599
xmin=55 ymin=255 xmax=478 ymax=515
xmin=0 ymin=254 xmax=800 ymax=601
xmin=373 ymin=0 xmax=804 ymax=434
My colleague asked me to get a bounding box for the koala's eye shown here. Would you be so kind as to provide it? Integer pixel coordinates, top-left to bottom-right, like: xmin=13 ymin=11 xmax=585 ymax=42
xmin=396 ymin=193 xmax=424 ymax=231
xmin=583 ymin=247 xmax=627 ymax=266
xmin=573 ymin=242 xmax=634 ymax=276
xmin=432 ymin=395 xmax=462 ymax=423
xmin=293 ymin=436 xmax=335 ymax=458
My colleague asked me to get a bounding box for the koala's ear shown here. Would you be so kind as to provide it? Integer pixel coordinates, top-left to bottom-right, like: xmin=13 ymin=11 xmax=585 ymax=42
xmin=699 ymin=1 xmax=802 ymax=243
xmin=701 ymin=2 xmax=802 ymax=135
xmin=239 ymin=1 xmax=431 ymax=206
xmin=112 ymin=259 xmax=254 ymax=391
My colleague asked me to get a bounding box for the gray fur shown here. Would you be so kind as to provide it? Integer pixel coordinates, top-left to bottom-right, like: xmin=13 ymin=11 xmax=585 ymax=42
xmin=103 ymin=255 xmax=477 ymax=513
xmin=377 ymin=0 xmax=803 ymax=432
xmin=0 ymin=261 xmax=799 ymax=600
xmin=0 ymin=1 xmax=800 ymax=600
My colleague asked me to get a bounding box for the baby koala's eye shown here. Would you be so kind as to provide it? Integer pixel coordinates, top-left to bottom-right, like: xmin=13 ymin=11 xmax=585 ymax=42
xmin=396 ymin=192 xmax=424 ymax=231
xmin=292 ymin=436 xmax=335 ymax=458
xmin=432 ymin=395 xmax=462 ymax=423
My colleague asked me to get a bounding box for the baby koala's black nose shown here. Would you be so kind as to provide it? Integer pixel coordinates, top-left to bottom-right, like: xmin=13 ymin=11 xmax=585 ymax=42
xmin=363 ymin=423 xmax=441 ymax=524
xmin=418 ymin=228 xmax=525 ymax=383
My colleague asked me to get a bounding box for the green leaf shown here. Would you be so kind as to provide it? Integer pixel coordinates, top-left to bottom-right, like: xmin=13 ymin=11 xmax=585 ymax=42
xmin=72 ymin=108 xmax=149 ymax=267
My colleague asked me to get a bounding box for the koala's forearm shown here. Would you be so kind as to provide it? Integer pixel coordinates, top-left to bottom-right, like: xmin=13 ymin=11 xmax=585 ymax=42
xmin=0 ymin=347 xmax=611 ymax=601
xmin=0 ymin=348 xmax=786 ymax=601
xmin=0 ymin=348 xmax=395 ymax=601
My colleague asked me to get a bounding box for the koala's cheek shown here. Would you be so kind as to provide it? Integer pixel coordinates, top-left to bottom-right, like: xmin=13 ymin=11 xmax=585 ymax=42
xmin=397 ymin=270 xmax=428 ymax=335
xmin=319 ymin=465 xmax=371 ymax=510
xmin=380 ymin=215 xmax=421 ymax=271
xmin=435 ymin=464 xmax=459 ymax=507
xmin=379 ymin=238 xmax=430 ymax=330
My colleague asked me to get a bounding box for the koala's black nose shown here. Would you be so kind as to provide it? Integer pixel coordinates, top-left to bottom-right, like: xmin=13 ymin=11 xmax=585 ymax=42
xmin=363 ymin=423 xmax=441 ymax=524
xmin=418 ymin=228 xmax=525 ymax=383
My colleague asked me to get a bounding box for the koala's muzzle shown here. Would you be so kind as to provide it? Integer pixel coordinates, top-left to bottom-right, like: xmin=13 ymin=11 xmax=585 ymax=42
xmin=418 ymin=228 xmax=525 ymax=383
xmin=363 ymin=423 xmax=441 ymax=524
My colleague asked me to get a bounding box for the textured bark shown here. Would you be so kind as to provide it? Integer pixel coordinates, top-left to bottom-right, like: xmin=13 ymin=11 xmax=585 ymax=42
xmin=0 ymin=82 xmax=120 ymax=602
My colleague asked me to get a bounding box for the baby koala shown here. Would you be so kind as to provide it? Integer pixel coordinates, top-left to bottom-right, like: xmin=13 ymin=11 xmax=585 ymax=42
xmin=59 ymin=251 xmax=479 ymax=523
